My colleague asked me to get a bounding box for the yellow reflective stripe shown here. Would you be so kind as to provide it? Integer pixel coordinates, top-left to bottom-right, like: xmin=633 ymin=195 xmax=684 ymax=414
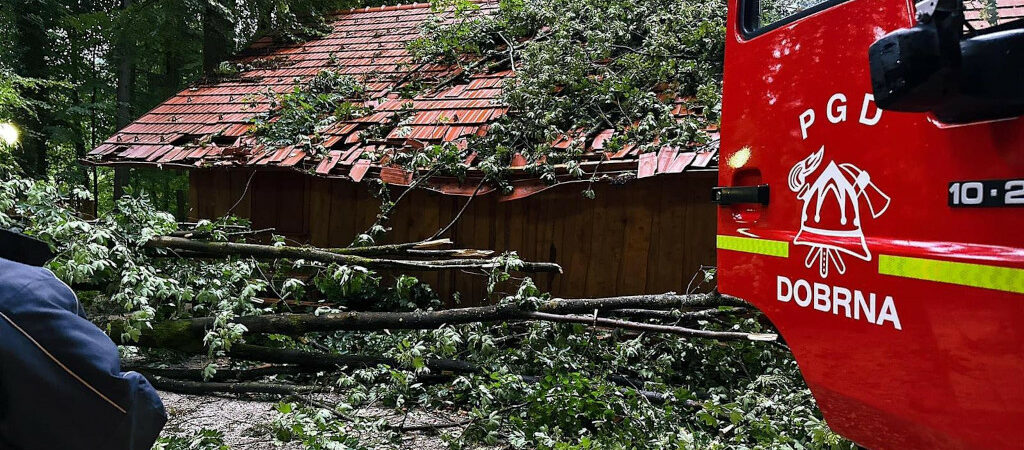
xmin=717 ymin=235 xmax=789 ymax=258
xmin=878 ymin=255 xmax=1024 ymax=294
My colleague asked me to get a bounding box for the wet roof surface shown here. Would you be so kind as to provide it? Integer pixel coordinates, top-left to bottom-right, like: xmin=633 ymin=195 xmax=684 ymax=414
xmin=86 ymin=2 xmax=719 ymax=198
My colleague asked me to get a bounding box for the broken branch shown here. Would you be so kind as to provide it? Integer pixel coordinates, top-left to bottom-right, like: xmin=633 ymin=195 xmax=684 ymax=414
xmin=227 ymin=344 xmax=479 ymax=375
xmin=113 ymin=293 xmax=768 ymax=353
xmin=127 ymin=364 xmax=313 ymax=382
xmin=608 ymin=307 xmax=749 ymax=321
xmin=147 ymin=377 xmax=315 ymax=396
xmin=145 ymin=236 xmax=559 ymax=273
xmin=522 ymin=311 xmax=775 ymax=341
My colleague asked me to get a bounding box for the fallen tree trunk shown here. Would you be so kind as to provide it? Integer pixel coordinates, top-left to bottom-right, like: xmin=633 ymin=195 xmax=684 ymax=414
xmin=145 ymin=236 xmax=558 ymax=273
xmin=152 ymin=239 xmax=478 ymax=259
xmin=134 ymin=347 xmax=706 ymax=408
xmin=112 ymin=293 xmax=768 ymax=353
xmin=537 ymin=293 xmax=747 ymax=314
xmin=147 ymin=377 xmax=315 ymax=396
xmin=228 ymin=344 xmax=479 ymax=375
xmin=144 ymin=364 xmax=683 ymax=406
xmin=129 ymin=347 xmax=478 ymax=382
xmin=325 ymin=239 xmax=454 ymax=255
xmin=127 ymin=364 xmax=312 ymax=382
xmin=608 ymin=307 xmax=749 ymax=321
xmin=402 ymin=249 xmax=494 ymax=258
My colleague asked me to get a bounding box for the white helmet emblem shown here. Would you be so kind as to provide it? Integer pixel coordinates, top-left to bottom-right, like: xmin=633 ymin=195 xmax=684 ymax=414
xmin=788 ymin=147 xmax=890 ymax=278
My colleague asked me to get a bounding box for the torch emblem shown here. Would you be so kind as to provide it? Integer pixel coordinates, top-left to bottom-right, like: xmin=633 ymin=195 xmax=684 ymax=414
xmin=788 ymin=147 xmax=890 ymax=278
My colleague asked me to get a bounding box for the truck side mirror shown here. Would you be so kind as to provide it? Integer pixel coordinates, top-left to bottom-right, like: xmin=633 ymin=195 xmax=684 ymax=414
xmin=868 ymin=0 xmax=1024 ymax=123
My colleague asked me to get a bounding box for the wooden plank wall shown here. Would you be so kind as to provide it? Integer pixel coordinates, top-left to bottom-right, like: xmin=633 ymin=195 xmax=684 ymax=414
xmin=189 ymin=169 xmax=718 ymax=304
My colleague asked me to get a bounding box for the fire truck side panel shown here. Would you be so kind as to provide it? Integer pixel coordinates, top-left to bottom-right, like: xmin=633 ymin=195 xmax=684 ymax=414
xmin=719 ymin=0 xmax=1024 ymax=448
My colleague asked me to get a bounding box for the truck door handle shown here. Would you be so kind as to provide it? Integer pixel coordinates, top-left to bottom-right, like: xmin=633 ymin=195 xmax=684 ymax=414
xmin=712 ymin=184 xmax=770 ymax=205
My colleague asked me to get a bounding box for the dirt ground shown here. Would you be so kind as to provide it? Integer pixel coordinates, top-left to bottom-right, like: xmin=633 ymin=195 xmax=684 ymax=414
xmin=158 ymin=390 xmax=465 ymax=449
xmin=160 ymin=391 xmax=298 ymax=449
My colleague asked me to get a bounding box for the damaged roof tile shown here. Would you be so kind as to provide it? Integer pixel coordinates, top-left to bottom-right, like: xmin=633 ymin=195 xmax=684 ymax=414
xmin=86 ymin=1 xmax=718 ymax=199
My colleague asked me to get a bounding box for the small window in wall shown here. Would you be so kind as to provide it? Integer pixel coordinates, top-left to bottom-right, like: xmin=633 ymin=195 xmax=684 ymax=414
xmin=741 ymin=0 xmax=846 ymax=37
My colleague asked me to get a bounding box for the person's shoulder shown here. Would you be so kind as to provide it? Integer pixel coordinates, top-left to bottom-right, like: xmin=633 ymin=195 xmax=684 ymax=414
xmin=0 ymin=258 xmax=59 ymax=295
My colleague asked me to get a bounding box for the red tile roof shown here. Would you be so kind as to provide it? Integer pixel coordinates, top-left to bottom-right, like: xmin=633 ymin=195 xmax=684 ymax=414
xmin=85 ymin=2 xmax=718 ymax=198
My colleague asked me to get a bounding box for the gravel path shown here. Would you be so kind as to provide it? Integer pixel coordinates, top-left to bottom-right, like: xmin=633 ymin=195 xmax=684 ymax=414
xmin=158 ymin=390 xmax=467 ymax=449
xmin=160 ymin=391 xmax=301 ymax=449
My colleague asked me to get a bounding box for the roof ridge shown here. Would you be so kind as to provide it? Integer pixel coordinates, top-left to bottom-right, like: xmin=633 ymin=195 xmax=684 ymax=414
xmin=329 ymin=0 xmax=496 ymax=17
xmin=330 ymin=2 xmax=432 ymax=16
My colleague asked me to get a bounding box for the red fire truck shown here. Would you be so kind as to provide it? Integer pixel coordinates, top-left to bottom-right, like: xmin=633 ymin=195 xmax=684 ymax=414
xmin=714 ymin=0 xmax=1023 ymax=448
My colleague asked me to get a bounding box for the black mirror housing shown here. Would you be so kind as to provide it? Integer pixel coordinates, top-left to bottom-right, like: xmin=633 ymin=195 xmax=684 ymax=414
xmin=869 ymin=25 xmax=948 ymax=111
xmin=944 ymin=28 xmax=1024 ymax=123
xmin=869 ymin=17 xmax=1024 ymax=124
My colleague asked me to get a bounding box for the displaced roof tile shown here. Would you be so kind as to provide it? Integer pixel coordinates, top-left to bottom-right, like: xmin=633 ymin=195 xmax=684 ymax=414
xmin=87 ymin=0 xmax=718 ymax=198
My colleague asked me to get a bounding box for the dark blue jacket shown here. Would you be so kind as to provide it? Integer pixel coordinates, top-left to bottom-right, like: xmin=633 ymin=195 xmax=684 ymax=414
xmin=0 ymin=258 xmax=166 ymax=449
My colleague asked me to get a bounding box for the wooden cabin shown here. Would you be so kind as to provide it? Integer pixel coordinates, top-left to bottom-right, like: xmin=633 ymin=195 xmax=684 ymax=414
xmin=87 ymin=2 xmax=719 ymax=300
xmin=187 ymin=168 xmax=716 ymax=299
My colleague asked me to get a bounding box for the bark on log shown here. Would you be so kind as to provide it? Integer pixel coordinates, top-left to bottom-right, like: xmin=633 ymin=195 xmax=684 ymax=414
xmin=112 ymin=293 xmax=769 ymax=353
xmin=522 ymin=311 xmax=775 ymax=341
xmin=147 ymin=377 xmax=314 ymax=396
xmin=608 ymin=307 xmax=749 ymax=321
xmin=403 ymin=249 xmax=494 ymax=258
xmin=228 ymin=344 xmax=479 ymax=375
xmin=536 ymin=293 xmax=747 ymax=314
xmin=137 ymin=355 xmax=702 ymax=408
xmin=168 ymin=228 xmax=274 ymax=239
xmin=325 ymin=239 xmax=453 ymax=255
xmin=128 ymin=364 xmax=312 ymax=382
xmin=145 ymin=236 xmax=559 ymax=273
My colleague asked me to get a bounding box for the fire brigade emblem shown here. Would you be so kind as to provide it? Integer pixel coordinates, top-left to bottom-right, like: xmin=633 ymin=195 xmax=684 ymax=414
xmin=788 ymin=147 xmax=890 ymax=278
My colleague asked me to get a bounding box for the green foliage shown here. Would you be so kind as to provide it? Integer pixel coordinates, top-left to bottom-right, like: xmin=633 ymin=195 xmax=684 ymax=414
xmin=263 ymin=311 xmax=851 ymax=449
xmin=408 ymin=0 xmax=724 ymax=194
xmin=407 ymin=0 xmax=537 ymax=64
xmin=0 ymin=69 xmax=30 ymax=177
xmin=0 ymin=172 xmax=848 ymax=448
xmin=3 ymin=3 xmax=851 ymax=448
xmin=0 ymin=177 xmax=267 ymax=356
xmin=249 ymin=70 xmax=369 ymax=155
xmin=153 ymin=429 xmax=231 ymax=450
xmin=0 ymin=69 xmax=52 ymax=121
xmin=273 ymin=402 xmax=370 ymax=449
xmin=312 ymin=264 xmax=441 ymax=311
xmin=0 ymin=0 xmax=379 ymax=202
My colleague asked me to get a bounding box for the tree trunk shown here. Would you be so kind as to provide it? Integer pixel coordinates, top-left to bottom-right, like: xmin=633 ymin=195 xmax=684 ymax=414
xmin=202 ymin=0 xmax=234 ymax=75
xmin=128 ymin=364 xmax=312 ymax=382
xmin=11 ymin=1 xmax=51 ymax=178
xmin=147 ymin=377 xmax=314 ymax=396
xmin=175 ymin=185 xmax=187 ymax=220
xmin=228 ymin=344 xmax=479 ymax=375
xmin=113 ymin=0 xmax=135 ymax=200
xmin=112 ymin=294 xmax=765 ymax=352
